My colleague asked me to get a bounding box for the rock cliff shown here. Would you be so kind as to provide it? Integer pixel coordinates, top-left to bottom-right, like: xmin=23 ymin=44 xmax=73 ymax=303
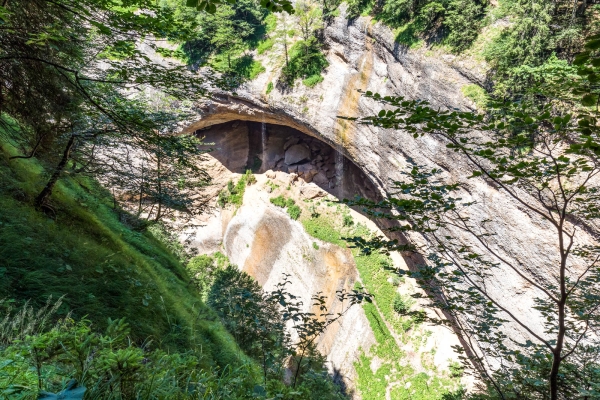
xmin=176 ymin=5 xmax=598 ymax=397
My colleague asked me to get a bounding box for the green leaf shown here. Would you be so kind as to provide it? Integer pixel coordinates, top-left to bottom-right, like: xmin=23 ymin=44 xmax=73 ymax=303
xmin=185 ymin=0 xmax=197 ymax=6
xmin=585 ymin=39 xmax=600 ymax=50
xmin=581 ymin=94 xmax=597 ymax=107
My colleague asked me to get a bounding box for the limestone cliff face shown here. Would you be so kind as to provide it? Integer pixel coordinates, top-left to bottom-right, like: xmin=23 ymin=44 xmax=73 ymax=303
xmin=182 ymin=6 xmax=600 ymax=349
xmin=175 ymin=5 xmax=600 ymax=396
xmin=187 ymin=120 xmax=468 ymax=395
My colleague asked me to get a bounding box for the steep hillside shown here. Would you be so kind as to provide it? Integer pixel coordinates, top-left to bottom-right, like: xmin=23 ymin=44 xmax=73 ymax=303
xmin=0 ymin=139 xmax=242 ymax=364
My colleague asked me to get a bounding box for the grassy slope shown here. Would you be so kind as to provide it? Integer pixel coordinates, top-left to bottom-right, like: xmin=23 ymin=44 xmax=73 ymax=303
xmin=0 ymin=141 xmax=245 ymax=368
xmin=299 ymin=202 xmax=462 ymax=399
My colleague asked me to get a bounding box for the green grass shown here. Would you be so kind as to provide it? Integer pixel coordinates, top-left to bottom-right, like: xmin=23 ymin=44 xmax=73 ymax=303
xmin=210 ymin=55 xmax=265 ymax=80
xmin=287 ymin=204 xmax=301 ymax=220
xmin=301 ymin=217 xmax=345 ymax=246
xmin=257 ymin=38 xmax=275 ymax=55
xmin=302 ymin=74 xmax=324 ymax=87
xmin=461 ymin=83 xmax=489 ymax=110
xmin=0 ymin=140 xmax=245 ymax=368
xmin=270 ymin=195 xmax=301 ymax=220
xmin=299 ymin=210 xmax=463 ymax=399
xmin=270 ymin=195 xmax=287 ymax=207
xmin=264 ymin=13 xmax=277 ymax=34
xmin=218 ymin=170 xmax=255 ymax=208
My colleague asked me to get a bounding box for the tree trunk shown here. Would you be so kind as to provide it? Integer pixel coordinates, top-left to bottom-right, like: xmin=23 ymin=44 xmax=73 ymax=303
xmin=155 ymin=154 xmax=162 ymax=221
xmin=283 ymin=16 xmax=289 ymax=67
xmin=137 ymin=163 xmax=144 ymax=217
xmin=35 ymin=134 xmax=76 ymax=208
xmin=549 ymin=226 xmax=568 ymax=400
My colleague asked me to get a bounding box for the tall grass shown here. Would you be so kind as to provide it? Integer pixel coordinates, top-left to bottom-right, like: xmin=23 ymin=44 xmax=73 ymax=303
xmin=0 ymin=139 xmax=244 ymax=367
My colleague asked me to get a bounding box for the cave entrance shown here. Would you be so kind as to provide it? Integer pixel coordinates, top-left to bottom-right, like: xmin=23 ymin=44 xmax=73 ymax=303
xmin=195 ymin=120 xmax=380 ymax=201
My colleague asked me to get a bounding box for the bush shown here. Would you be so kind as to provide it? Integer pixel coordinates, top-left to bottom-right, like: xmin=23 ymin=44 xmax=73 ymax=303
xmin=392 ymin=293 xmax=412 ymax=315
xmin=288 ymin=204 xmax=301 ymax=220
xmin=264 ymin=13 xmax=278 ymax=33
xmin=218 ymin=171 xmax=255 ymax=207
xmin=257 ymin=38 xmax=275 ymax=55
xmin=343 ymin=214 xmax=354 ymax=227
xmin=312 ymin=242 xmax=320 ymax=250
xmin=186 ymin=254 xmax=226 ymax=295
xmin=0 ymin=301 xmax=257 ymax=399
xmin=266 ymin=81 xmax=274 ymax=94
xmin=280 ymin=39 xmax=329 ymax=85
xmin=270 ymin=195 xmax=287 ymax=207
xmin=461 ymin=83 xmax=489 ymax=110
xmin=303 ymin=74 xmax=324 ymax=87
xmin=211 ymin=55 xmax=265 ymax=81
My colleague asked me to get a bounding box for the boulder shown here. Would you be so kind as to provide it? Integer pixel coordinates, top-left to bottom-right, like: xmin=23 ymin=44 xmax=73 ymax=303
xmin=285 ymin=144 xmax=311 ymax=165
xmin=283 ymin=137 xmax=300 ymax=150
xmin=265 ymin=169 xmax=276 ymax=179
xmin=299 ymin=185 xmax=326 ymax=199
xmin=312 ymin=172 xmax=328 ymax=185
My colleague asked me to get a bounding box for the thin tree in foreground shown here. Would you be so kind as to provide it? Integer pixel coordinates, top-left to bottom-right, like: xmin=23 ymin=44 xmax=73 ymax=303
xmin=343 ymin=37 xmax=600 ymax=399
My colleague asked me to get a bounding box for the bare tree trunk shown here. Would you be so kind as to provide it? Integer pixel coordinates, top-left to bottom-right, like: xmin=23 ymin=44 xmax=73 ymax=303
xmin=137 ymin=162 xmax=144 ymax=216
xmin=155 ymin=154 xmax=162 ymax=221
xmin=283 ymin=15 xmax=289 ymax=67
xmin=549 ymin=224 xmax=568 ymax=400
xmin=35 ymin=134 xmax=76 ymax=208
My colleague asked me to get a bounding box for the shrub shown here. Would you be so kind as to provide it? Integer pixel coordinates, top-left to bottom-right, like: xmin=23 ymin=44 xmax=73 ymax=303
xmin=212 ymin=55 xmax=265 ymax=80
xmin=312 ymin=242 xmax=320 ymax=250
xmin=248 ymin=60 xmax=266 ymax=80
xmin=266 ymin=81 xmax=274 ymax=94
xmin=187 ymin=254 xmax=224 ymax=295
xmin=280 ymin=39 xmax=329 ymax=85
xmin=264 ymin=13 xmax=278 ymax=33
xmin=302 ymin=74 xmax=324 ymax=87
xmin=218 ymin=171 xmax=255 ymax=207
xmin=270 ymin=195 xmax=286 ymax=207
xmin=390 ymin=275 xmax=405 ymax=286
xmin=461 ymin=83 xmax=489 ymax=110
xmin=342 ymin=214 xmax=354 ymax=227
xmin=257 ymin=38 xmax=275 ymax=55
xmin=392 ymin=293 xmax=413 ymax=315
xmin=244 ymin=169 xmax=257 ymax=185
xmin=288 ymin=204 xmax=301 ymax=220
xmin=285 ymin=198 xmax=295 ymax=207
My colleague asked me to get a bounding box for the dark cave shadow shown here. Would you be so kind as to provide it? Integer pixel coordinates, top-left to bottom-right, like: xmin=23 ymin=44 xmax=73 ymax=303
xmin=194 ymin=119 xmax=380 ymax=202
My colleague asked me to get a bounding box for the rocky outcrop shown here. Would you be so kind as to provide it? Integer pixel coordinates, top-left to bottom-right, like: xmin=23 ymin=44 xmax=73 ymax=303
xmin=178 ymin=4 xmax=599 ymax=396
xmin=180 ymin=5 xmax=600 ymax=349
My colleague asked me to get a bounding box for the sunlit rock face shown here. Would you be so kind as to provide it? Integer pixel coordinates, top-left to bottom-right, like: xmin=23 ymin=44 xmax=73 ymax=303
xmin=176 ymin=5 xmax=600 ymax=396
xmin=180 ymin=5 xmax=600 ymax=355
xmin=186 ymin=120 xmax=467 ymax=395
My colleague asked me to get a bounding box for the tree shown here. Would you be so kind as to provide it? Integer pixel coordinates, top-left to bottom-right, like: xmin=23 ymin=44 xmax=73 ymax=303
xmin=296 ymin=0 xmax=323 ymax=47
xmin=207 ymin=266 xmax=371 ymax=396
xmin=342 ymin=37 xmax=600 ymax=399
xmin=0 ymin=0 xmax=215 ymax=210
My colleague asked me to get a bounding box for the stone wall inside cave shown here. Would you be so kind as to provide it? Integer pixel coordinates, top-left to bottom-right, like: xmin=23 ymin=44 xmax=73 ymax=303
xmin=194 ymin=120 xmax=380 ymax=202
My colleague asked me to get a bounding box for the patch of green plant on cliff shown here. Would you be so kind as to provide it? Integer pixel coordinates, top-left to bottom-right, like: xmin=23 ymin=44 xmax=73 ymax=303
xmin=301 ymin=216 xmax=344 ymax=246
xmin=270 ymin=195 xmax=302 ymax=220
xmin=300 ymin=209 xmax=462 ymax=398
xmin=218 ymin=170 xmax=255 ymax=207
xmin=461 ymin=83 xmax=489 ymax=110
xmin=0 ymin=141 xmax=244 ymax=365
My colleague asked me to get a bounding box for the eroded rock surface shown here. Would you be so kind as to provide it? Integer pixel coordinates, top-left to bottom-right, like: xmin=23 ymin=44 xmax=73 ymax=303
xmin=181 ymin=6 xmax=599 ymax=354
